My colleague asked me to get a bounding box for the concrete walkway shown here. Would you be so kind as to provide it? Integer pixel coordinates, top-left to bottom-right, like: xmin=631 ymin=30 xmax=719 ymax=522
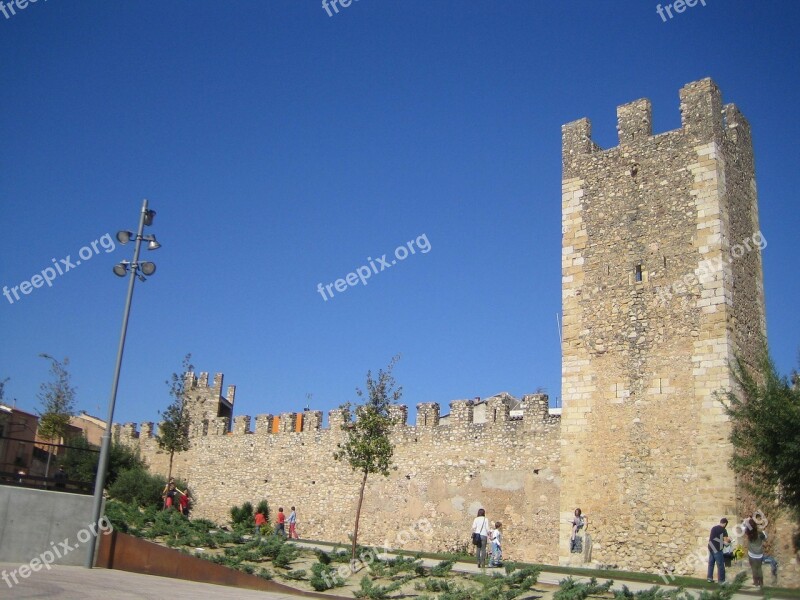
xmin=0 ymin=562 xmax=312 ymax=599
xmin=0 ymin=548 xmax=774 ymax=599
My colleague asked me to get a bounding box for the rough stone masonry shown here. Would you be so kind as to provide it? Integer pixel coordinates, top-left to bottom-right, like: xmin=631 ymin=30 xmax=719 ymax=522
xmin=118 ymin=78 xmax=797 ymax=585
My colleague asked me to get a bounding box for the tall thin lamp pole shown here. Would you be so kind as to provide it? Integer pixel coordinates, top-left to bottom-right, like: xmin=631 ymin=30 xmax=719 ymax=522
xmin=85 ymin=199 xmax=150 ymax=568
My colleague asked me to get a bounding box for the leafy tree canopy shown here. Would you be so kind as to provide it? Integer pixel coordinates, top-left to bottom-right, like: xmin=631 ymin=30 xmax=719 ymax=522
xmin=37 ymin=354 xmax=76 ymax=442
xmin=333 ymin=355 xmax=402 ymax=477
xmin=720 ymin=346 xmax=800 ymax=520
xmin=156 ymin=353 xmax=194 ymax=479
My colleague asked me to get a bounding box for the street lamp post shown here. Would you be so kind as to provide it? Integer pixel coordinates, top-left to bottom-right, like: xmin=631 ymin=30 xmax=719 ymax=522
xmin=85 ymin=198 xmax=160 ymax=569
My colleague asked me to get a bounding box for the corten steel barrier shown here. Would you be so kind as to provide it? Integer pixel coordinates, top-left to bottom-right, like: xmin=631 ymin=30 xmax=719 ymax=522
xmin=96 ymin=530 xmax=350 ymax=598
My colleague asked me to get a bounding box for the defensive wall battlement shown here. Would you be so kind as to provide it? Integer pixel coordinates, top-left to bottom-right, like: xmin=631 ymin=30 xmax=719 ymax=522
xmin=113 ymin=392 xmax=559 ymax=442
xmin=117 ymin=386 xmax=563 ymax=564
xmin=562 ymin=78 xmax=752 ymax=164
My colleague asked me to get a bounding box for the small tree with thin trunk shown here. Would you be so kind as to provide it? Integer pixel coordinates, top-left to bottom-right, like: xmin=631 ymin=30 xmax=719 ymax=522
xmin=37 ymin=354 xmax=77 ymax=478
xmin=156 ymin=353 xmax=194 ymax=481
xmin=333 ymin=356 xmax=401 ymax=560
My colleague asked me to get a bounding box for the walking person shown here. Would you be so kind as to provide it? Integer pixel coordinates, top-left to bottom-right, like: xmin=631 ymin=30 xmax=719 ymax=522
xmin=707 ymin=517 xmax=730 ymax=583
xmin=489 ymin=522 xmax=503 ymax=567
xmin=254 ymin=509 xmax=267 ymax=537
xmin=471 ymin=508 xmax=490 ymax=568
xmin=178 ymin=489 xmax=191 ymax=517
xmin=288 ymin=506 xmax=298 ymax=539
xmin=745 ymin=517 xmax=767 ymax=588
xmin=275 ymin=507 xmax=287 ymax=537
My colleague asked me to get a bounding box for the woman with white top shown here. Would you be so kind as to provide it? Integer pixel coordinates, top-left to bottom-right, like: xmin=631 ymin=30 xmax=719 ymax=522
xmin=471 ymin=508 xmax=491 ymax=568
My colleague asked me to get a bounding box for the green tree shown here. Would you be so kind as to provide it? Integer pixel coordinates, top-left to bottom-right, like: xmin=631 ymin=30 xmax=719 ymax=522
xmin=37 ymin=355 xmax=76 ymax=441
xmin=37 ymin=354 xmax=77 ymax=478
xmin=156 ymin=353 xmax=194 ymax=481
xmin=59 ymin=436 xmax=145 ymax=487
xmin=720 ymin=347 xmax=800 ymax=520
xmin=333 ymin=356 xmax=401 ymax=560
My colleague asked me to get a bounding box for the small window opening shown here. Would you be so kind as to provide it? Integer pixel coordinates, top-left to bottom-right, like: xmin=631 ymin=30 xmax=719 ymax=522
xmin=635 ymin=264 xmax=643 ymax=282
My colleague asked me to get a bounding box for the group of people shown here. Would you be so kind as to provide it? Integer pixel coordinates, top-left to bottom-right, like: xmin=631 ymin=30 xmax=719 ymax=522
xmin=470 ymin=508 xmax=503 ymax=568
xmin=707 ymin=515 xmax=776 ymax=587
xmin=255 ymin=506 xmax=299 ymax=539
xmin=161 ymin=478 xmax=190 ymax=516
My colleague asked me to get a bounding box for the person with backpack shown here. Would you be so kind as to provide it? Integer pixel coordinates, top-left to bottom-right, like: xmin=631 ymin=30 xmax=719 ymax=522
xmin=570 ymin=508 xmax=587 ymax=553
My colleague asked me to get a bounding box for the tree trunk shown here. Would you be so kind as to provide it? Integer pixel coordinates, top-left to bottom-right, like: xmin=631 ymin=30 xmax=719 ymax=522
xmin=167 ymin=451 xmax=174 ymax=482
xmin=351 ymin=470 xmax=369 ymax=561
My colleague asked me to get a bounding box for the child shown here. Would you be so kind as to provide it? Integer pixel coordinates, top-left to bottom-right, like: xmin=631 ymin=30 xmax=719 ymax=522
xmin=489 ymin=522 xmax=503 ymax=567
xmin=254 ymin=510 xmax=267 ymax=536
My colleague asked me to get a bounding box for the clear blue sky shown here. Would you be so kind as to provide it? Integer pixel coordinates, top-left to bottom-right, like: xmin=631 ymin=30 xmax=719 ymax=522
xmin=1 ymin=1 xmax=798 ymax=427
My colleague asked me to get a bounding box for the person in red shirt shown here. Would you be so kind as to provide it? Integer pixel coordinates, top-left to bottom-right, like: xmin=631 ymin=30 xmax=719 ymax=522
xmin=178 ymin=490 xmax=190 ymax=517
xmin=254 ymin=510 xmax=267 ymax=536
xmin=275 ymin=507 xmax=286 ymax=537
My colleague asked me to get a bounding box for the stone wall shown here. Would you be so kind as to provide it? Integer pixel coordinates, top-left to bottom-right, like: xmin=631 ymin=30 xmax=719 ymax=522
xmin=559 ymin=77 xmax=798 ymax=584
xmin=119 ymin=393 xmax=562 ymax=564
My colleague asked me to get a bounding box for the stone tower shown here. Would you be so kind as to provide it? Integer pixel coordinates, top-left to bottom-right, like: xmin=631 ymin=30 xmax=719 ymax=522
xmin=184 ymin=372 xmax=235 ymax=436
xmin=559 ymin=78 xmax=766 ymax=573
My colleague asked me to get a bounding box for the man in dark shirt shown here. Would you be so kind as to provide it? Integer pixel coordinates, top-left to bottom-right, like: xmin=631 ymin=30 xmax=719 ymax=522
xmin=707 ymin=517 xmax=730 ymax=583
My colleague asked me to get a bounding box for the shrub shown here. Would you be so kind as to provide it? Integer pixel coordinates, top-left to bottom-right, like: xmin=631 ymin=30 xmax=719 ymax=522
xmin=255 ymin=499 xmax=270 ymax=522
xmin=429 ymin=559 xmax=455 ymax=577
xmin=354 ymin=574 xmax=411 ymax=600
xmin=108 ymin=469 xmax=165 ymax=507
xmin=280 ymin=569 xmax=307 ymax=581
xmin=230 ymin=501 xmax=254 ymax=529
xmin=273 ymin=542 xmax=299 ymax=569
xmin=310 ymin=562 xmax=347 ymax=591
xmin=315 ymin=549 xmax=332 ymax=564
xmin=554 ymin=577 xmax=614 ymax=600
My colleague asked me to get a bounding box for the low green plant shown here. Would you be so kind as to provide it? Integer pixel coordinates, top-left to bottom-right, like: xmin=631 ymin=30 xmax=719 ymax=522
xmin=554 ymin=577 xmax=614 ymax=600
xmin=310 ymin=562 xmax=347 ymax=591
xmin=354 ymin=574 xmax=412 ymax=599
xmin=315 ymin=548 xmax=332 ymax=564
xmin=429 ymin=560 xmax=455 ymax=577
xmin=273 ymin=541 xmax=299 ymax=569
xmin=280 ymin=569 xmax=307 ymax=581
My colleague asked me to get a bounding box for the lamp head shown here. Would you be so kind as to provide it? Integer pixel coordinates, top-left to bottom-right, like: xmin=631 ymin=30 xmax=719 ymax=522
xmin=143 ymin=209 xmax=156 ymax=226
xmin=140 ymin=262 xmax=156 ymax=276
xmin=116 ymin=231 xmax=133 ymax=245
xmin=113 ymin=262 xmax=129 ymax=277
xmin=146 ymin=235 xmax=161 ymax=251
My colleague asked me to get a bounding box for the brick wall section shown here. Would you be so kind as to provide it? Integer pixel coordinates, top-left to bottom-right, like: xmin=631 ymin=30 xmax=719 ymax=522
xmin=120 ymin=398 xmax=562 ymax=564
